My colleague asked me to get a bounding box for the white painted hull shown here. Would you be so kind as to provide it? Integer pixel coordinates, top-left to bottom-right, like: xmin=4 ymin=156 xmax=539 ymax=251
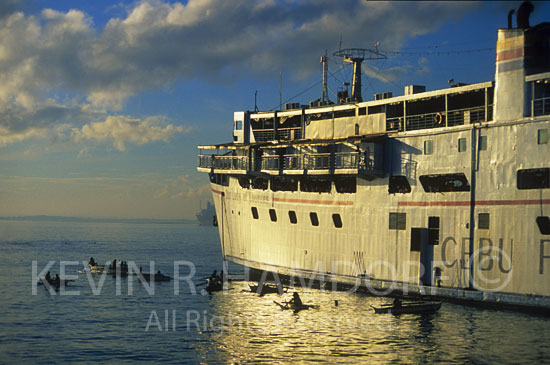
xmin=210 ymin=118 xmax=550 ymax=304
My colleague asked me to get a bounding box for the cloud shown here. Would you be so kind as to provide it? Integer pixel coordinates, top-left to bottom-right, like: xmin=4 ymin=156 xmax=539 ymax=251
xmin=71 ymin=115 xmax=189 ymax=151
xmin=0 ymin=0 xmax=480 ymax=149
xmin=364 ymin=57 xmax=431 ymax=84
xmin=153 ymin=175 xmax=211 ymax=201
xmin=0 ymin=0 xmax=23 ymax=19
xmin=0 ymin=0 xmax=479 ymax=106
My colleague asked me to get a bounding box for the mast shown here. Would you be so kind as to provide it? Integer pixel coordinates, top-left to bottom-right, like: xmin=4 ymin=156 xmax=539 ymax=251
xmin=320 ymin=50 xmax=329 ymax=104
xmin=333 ymin=47 xmax=386 ymax=103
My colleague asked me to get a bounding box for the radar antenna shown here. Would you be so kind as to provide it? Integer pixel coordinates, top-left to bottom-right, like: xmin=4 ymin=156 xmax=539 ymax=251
xmin=333 ymin=47 xmax=386 ymax=102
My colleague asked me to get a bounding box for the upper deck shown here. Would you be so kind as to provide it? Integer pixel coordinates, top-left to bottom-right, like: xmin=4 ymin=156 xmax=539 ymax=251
xmin=198 ymin=22 xmax=550 ymax=177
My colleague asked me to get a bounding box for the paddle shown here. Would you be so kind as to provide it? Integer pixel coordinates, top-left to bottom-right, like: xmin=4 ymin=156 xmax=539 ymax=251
xmin=273 ymin=300 xmax=289 ymax=310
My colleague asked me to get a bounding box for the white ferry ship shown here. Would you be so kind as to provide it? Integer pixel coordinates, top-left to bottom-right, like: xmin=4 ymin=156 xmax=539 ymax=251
xmin=198 ymin=5 xmax=550 ymax=309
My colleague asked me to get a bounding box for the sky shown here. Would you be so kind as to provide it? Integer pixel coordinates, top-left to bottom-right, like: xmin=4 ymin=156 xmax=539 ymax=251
xmin=0 ymin=0 xmax=549 ymax=220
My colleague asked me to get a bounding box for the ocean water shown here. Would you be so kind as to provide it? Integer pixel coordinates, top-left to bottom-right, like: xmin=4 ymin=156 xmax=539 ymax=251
xmin=0 ymin=219 xmax=549 ymax=364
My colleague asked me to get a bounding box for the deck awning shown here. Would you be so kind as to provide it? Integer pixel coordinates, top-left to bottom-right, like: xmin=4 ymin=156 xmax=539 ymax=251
xmin=198 ymin=132 xmax=390 ymax=150
xmin=258 ymin=132 xmax=389 ymax=149
xmin=197 ymin=142 xmax=267 ymax=150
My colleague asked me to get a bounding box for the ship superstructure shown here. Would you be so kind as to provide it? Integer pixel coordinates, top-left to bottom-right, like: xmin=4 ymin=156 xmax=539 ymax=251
xmin=198 ymin=7 xmax=550 ymax=308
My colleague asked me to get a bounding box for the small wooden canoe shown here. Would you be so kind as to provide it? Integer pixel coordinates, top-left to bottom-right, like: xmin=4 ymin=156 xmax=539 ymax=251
xmin=274 ymin=300 xmax=319 ymax=312
xmin=249 ymin=284 xmax=286 ymax=295
xmin=138 ymin=273 xmax=172 ymax=282
xmin=372 ymin=301 xmax=441 ymax=314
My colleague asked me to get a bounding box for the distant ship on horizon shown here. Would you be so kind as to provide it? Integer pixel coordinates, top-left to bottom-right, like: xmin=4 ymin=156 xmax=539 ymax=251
xmin=196 ymin=201 xmax=217 ymax=226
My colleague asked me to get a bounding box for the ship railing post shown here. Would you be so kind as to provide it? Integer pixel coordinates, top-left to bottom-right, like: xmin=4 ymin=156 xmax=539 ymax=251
xmin=469 ymin=126 xmax=477 ymax=290
xmin=531 ymin=81 xmax=535 ymax=117
xmin=445 ymin=93 xmax=449 ymax=127
xmin=403 ymin=102 xmax=407 ymax=132
xmin=329 ymin=144 xmax=335 ymax=174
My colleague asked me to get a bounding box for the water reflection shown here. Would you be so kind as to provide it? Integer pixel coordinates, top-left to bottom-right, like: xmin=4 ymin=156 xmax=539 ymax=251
xmin=1 ymin=220 xmax=550 ymax=363
xmin=194 ymin=281 xmax=550 ymax=363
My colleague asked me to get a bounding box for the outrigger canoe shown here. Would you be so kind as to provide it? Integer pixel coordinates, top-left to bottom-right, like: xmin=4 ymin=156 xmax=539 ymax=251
xmin=273 ymin=300 xmax=319 ymax=312
xmin=205 ymin=280 xmax=223 ymax=293
xmin=138 ymin=273 xmax=172 ymax=282
xmin=372 ymin=301 xmax=442 ymax=315
xmin=39 ymin=278 xmax=71 ymax=289
xmin=249 ymin=284 xmax=286 ymax=295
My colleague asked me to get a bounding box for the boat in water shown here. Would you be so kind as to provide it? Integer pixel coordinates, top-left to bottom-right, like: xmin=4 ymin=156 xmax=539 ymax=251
xmin=197 ymin=3 xmax=550 ymax=310
xmin=372 ymin=301 xmax=441 ymax=315
xmin=249 ymin=283 xmax=287 ymax=295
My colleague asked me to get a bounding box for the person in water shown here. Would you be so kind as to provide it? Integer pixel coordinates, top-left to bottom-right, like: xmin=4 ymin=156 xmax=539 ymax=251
xmin=289 ymin=292 xmax=303 ymax=307
xmin=54 ymin=274 xmax=60 ymax=286
xmin=210 ymin=270 xmax=217 ymax=280
xmin=45 ymin=271 xmax=51 ymax=282
xmin=89 ymin=257 xmax=96 ymax=266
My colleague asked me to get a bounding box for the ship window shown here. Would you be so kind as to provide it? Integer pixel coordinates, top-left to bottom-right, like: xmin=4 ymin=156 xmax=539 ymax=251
xmin=209 ymin=173 xmax=229 ymax=186
xmin=537 ymin=216 xmax=550 ymax=235
xmin=424 ymin=140 xmax=433 ymax=155
xmin=368 ymin=105 xmax=383 ymax=114
xmin=235 ymin=121 xmax=242 ymax=130
xmin=538 ymin=129 xmax=549 ymax=145
xmin=419 ymin=173 xmax=471 ymax=193
xmin=252 ymin=177 xmax=268 ymax=190
xmin=388 ymin=176 xmax=411 ymax=194
xmin=271 ymin=177 xmax=298 ymax=192
xmin=251 ymin=207 xmax=259 ymax=219
xmin=410 ymin=228 xmax=422 ymax=252
xmin=269 ymin=209 xmax=277 ymax=222
xmin=458 ymin=138 xmax=467 ymax=152
xmin=332 ymin=214 xmax=343 ymax=228
xmin=479 ymin=135 xmax=487 ymax=150
xmin=334 ymin=176 xmax=356 ymax=193
xmin=359 ymin=107 xmax=366 ymax=116
xmin=301 ymin=177 xmax=331 ymax=193
xmin=238 ymin=177 xmax=250 ymax=189
xmin=517 ymin=168 xmax=550 ymax=190
xmin=428 ymin=216 xmax=440 ymax=245
xmin=389 ymin=212 xmax=406 ymax=230
xmin=289 ymin=210 xmax=297 ymax=224
xmin=478 ymin=213 xmax=490 ymax=229
xmin=334 ymin=109 xmax=356 ymax=118
xmin=310 ymin=212 xmax=319 ymax=226
xmin=307 ymin=112 xmax=332 ymax=122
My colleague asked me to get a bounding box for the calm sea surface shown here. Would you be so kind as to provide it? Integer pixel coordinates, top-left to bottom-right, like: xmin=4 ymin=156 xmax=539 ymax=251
xmin=0 ymin=219 xmax=549 ymax=364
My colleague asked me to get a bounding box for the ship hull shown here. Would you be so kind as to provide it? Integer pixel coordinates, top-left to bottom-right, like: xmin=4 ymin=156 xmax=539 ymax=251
xmin=210 ymin=118 xmax=550 ymax=309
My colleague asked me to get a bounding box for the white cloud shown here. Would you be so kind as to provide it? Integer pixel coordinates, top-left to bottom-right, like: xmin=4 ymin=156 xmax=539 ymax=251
xmin=0 ymin=0 xmax=480 ymax=149
xmin=154 ymin=175 xmax=211 ymax=200
xmin=71 ymin=115 xmax=188 ymax=151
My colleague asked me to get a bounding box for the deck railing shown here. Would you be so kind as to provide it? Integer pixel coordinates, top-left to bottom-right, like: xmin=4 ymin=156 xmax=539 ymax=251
xmin=261 ymin=155 xmax=279 ymax=170
xmin=253 ymin=128 xmax=302 ymax=142
xmin=386 ymin=105 xmax=492 ymax=132
xmin=283 ymin=154 xmax=305 ymax=170
xmin=304 ymin=153 xmax=330 ymax=170
xmin=335 ymin=152 xmax=359 ymax=169
xmin=199 ymin=151 xmax=381 ymax=173
xmin=533 ymin=97 xmax=550 ymax=116
xmin=276 ymin=127 xmax=302 ymax=141
xmin=198 ymin=155 xmax=248 ymax=170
